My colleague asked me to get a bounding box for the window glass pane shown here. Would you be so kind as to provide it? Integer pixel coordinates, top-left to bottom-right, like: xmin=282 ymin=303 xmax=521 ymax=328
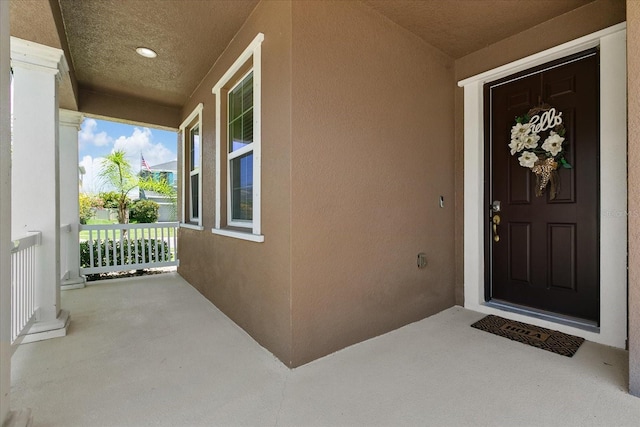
xmin=231 ymin=153 xmax=253 ymax=221
xmin=228 ymin=72 xmax=253 ymax=153
xmin=190 ymin=125 xmax=200 ymax=172
xmin=230 ymin=85 xmax=243 ymax=120
xmin=229 ymin=117 xmax=244 ymax=152
xmin=243 ymin=108 xmax=253 ymax=145
xmin=190 ymin=174 xmax=199 ymax=219
xmin=242 ymin=74 xmax=253 ymax=110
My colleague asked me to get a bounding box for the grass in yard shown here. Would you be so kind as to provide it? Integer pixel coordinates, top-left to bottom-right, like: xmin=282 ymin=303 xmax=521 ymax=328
xmin=86 ymin=218 xmax=115 ymax=225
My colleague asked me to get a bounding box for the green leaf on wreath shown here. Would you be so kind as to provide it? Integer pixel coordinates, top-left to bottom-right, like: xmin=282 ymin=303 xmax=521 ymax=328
xmin=560 ymin=158 xmax=572 ymax=169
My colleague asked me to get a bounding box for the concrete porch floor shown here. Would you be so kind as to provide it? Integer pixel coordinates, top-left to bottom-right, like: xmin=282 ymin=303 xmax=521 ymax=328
xmin=10 ymin=272 xmax=640 ymax=426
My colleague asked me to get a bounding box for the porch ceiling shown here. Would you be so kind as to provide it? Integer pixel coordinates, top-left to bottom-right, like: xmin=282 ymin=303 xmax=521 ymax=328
xmin=9 ymin=0 xmax=596 ymax=122
xmin=363 ymin=0 xmax=595 ymax=59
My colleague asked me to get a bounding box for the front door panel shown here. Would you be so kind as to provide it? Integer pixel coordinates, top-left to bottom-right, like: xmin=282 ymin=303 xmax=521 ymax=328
xmin=485 ymin=49 xmax=600 ymax=323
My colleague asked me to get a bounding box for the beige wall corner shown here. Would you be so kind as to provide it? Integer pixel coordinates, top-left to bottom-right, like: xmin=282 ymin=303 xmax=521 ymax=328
xmin=627 ymin=0 xmax=640 ymax=398
xmin=177 ymin=0 xmax=294 ymax=365
xmin=290 ymin=0 xmax=456 ymax=366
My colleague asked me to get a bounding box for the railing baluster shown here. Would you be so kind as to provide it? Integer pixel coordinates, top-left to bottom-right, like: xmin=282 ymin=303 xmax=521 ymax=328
xmin=97 ymin=230 xmax=103 ymax=269
xmin=160 ymin=226 xmax=166 ymax=262
xmin=88 ymin=229 xmax=94 ymax=270
xmin=145 ymin=226 xmax=147 ymax=264
xmin=10 ymin=231 xmax=41 ymax=350
xmin=154 ymin=226 xmax=159 ymax=263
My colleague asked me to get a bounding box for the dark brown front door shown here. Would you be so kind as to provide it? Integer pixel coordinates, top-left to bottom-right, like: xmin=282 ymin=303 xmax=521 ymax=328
xmin=484 ymin=49 xmax=600 ymax=323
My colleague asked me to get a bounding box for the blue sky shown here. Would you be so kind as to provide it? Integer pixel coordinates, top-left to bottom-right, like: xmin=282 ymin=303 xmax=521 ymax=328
xmin=79 ymin=118 xmax=177 ymax=194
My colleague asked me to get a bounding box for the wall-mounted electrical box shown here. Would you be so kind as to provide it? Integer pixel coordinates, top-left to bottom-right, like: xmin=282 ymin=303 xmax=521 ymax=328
xmin=417 ymin=252 xmax=427 ymax=269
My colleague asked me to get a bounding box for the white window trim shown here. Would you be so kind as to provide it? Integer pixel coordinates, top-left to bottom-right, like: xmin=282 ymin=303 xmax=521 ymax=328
xmin=458 ymin=23 xmax=627 ymax=348
xmin=179 ymin=103 xmax=203 ymax=229
xmin=212 ymin=32 xmax=264 ymax=242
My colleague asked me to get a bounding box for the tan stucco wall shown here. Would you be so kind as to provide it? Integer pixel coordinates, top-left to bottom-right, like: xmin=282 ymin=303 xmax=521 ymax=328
xmin=452 ymin=0 xmax=626 ymax=305
xmin=79 ymin=89 xmax=182 ymax=130
xmin=290 ymin=0 xmax=456 ymax=366
xmin=627 ymin=0 xmax=640 ymax=397
xmin=176 ymin=0 xmax=635 ymax=372
xmin=177 ymin=0 xmax=293 ymax=364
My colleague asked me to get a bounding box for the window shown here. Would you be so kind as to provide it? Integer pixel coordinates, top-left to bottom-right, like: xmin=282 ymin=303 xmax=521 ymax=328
xmin=212 ymin=33 xmax=264 ymax=242
xmin=179 ymin=103 xmax=203 ymax=230
xmin=189 ymin=125 xmax=200 ymax=221
xmin=228 ymin=72 xmax=254 ymax=224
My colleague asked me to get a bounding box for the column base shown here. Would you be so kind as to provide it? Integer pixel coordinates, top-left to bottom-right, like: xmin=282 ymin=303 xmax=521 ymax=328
xmin=21 ymin=309 xmax=70 ymax=344
xmin=3 ymin=409 xmax=32 ymax=427
xmin=61 ymin=276 xmax=86 ymax=290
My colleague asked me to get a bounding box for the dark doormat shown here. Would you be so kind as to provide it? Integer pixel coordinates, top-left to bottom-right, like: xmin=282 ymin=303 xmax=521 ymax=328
xmin=471 ymin=315 xmax=585 ymax=357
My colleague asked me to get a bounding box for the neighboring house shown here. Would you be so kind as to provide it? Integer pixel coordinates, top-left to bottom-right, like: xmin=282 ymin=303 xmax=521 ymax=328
xmin=2 ymin=3 xmax=640 ymax=425
xmin=139 ymin=160 xmax=178 ymax=222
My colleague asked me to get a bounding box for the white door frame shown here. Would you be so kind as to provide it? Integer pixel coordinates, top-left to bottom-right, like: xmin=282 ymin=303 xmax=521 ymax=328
xmin=458 ymin=23 xmax=627 ymax=348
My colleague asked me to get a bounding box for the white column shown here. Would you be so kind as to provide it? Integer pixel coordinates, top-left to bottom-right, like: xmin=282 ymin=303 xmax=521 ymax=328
xmin=11 ymin=37 xmax=70 ymax=343
xmin=0 ymin=1 xmax=13 ymax=424
xmin=59 ymin=109 xmax=85 ymax=289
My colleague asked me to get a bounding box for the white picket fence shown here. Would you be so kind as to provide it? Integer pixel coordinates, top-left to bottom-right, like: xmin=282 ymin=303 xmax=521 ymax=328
xmin=10 ymin=231 xmax=41 ymax=352
xmin=80 ymin=222 xmax=179 ymax=275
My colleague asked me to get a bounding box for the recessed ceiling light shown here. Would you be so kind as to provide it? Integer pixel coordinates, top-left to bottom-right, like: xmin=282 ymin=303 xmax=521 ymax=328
xmin=136 ymin=47 xmax=157 ymax=58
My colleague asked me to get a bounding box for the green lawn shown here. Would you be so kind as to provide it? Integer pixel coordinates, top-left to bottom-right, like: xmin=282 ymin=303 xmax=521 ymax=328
xmin=86 ymin=218 xmax=115 ymax=225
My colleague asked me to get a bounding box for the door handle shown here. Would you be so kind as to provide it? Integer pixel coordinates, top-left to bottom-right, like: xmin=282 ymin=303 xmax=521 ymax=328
xmin=492 ymin=214 xmax=501 ymax=242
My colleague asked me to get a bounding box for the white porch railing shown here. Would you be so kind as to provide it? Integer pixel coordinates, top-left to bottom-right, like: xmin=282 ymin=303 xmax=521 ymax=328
xmin=79 ymin=222 xmax=179 ymax=275
xmin=10 ymin=231 xmax=41 ymax=353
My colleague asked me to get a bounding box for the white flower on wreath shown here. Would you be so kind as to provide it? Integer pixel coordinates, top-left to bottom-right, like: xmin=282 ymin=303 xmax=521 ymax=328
xmin=518 ymin=151 xmax=538 ymax=169
xmin=541 ymin=131 xmax=564 ymax=156
xmin=509 ymin=133 xmax=539 ymax=155
xmin=511 ymin=122 xmax=531 ymax=139
xmin=509 ymin=138 xmax=524 ymax=155
xmin=522 ymin=133 xmax=540 ymax=149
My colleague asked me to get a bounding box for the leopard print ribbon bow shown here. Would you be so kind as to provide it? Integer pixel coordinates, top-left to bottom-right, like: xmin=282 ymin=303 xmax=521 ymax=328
xmin=532 ymin=157 xmax=558 ymax=199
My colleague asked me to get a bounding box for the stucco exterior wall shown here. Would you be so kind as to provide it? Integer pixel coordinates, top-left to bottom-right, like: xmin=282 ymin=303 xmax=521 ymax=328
xmin=627 ymin=0 xmax=640 ymax=397
xmin=177 ymin=0 xmax=293 ymax=364
xmin=452 ymin=0 xmax=626 ymax=305
xmin=79 ymin=89 xmax=181 ymax=130
xmin=176 ymin=0 xmax=634 ymax=371
xmin=290 ymin=0 xmax=456 ymax=366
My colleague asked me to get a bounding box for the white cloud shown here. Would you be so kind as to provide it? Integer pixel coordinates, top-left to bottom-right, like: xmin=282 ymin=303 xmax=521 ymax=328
xmin=79 ymin=123 xmax=176 ymax=195
xmin=113 ymin=127 xmax=174 ymax=173
xmin=79 ymin=118 xmax=112 ymax=148
xmin=79 ymin=154 xmax=104 ymax=194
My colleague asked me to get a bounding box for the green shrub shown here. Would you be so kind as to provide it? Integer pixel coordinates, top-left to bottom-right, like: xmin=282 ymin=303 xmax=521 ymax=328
xmin=89 ymin=195 xmax=104 ymax=209
xmin=79 ymin=193 xmax=94 ymax=224
xmin=130 ymin=199 xmax=160 ymax=223
xmin=99 ymin=191 xmax=128 ymax=209
xmin=80 ymin=238 xmax=171 ymax=269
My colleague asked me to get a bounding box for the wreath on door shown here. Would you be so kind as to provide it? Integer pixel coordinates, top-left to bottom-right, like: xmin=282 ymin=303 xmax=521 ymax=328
xmin=509 ymin=104 xmax=571 ymax=199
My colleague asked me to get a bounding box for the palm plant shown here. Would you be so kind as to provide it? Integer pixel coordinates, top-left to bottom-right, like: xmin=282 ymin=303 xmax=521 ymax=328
xmin=98 ymin=150 xmax=176 ymax=224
